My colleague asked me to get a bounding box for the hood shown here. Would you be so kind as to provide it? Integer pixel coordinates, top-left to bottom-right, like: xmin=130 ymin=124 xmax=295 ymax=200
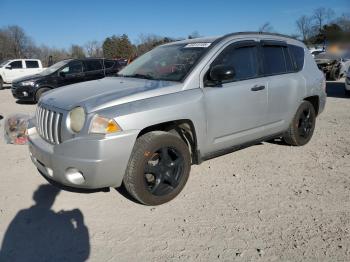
xmin=41 ymin=77 xmax=184 ymax=113
xmin=13 ymin=74 xmax=44 ymax=83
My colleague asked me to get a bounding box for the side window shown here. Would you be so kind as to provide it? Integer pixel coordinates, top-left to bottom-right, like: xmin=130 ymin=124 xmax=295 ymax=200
xmin=9 ymin=60 xmax=23 ymax=69
xmin=289 ymin=45 xmax=305 ymax=71
xmin=60 ymin=61 xmax=83 ymax=74
xmin=262 ymin=46 xmax=288 ymax=75
xmin=104 ymin=60 xmax=115 ymax=69
xmin=211 ymin=44 xmax=259 ymax=82
xmin=25 ymin=60 xmax=39 ymax=68
xmin=84 ymin=60 xmax=103 ymax=72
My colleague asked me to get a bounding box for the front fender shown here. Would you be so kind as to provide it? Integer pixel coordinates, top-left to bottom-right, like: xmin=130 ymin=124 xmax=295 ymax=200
xmin=95 ymin=89 xmax=207 ymax=153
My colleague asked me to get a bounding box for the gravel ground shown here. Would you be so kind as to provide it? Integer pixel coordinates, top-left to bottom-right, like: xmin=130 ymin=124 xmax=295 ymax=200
xmin=0 ymin=80 xmax=349 ymax=261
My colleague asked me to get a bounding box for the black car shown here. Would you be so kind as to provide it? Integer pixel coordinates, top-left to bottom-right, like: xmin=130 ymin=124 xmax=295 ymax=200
xmin=11 ymin=58 xmax=123 ymax=102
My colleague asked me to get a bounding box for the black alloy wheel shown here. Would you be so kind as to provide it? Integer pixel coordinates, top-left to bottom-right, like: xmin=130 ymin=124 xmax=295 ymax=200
xmin=123 ymin=131 xmax=191 ymax=205
xmin=144 ymin=146 xmax=184 ymax=196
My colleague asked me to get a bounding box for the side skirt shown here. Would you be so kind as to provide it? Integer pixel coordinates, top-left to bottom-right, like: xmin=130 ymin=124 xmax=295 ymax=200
xmin=197 ymin=132 xmax=285 ymax=163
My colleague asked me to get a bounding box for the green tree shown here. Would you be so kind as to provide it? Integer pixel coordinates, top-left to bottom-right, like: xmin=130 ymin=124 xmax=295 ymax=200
xmin=102 ymin=34 xmax=135 ymax=59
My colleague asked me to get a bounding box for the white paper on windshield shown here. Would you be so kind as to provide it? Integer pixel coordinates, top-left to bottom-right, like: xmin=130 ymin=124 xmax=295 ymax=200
xmin=184 ymin=43 xmax=211 ymax=48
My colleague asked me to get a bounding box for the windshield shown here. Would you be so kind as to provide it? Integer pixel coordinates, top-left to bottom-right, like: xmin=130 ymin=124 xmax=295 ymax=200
xmin=41 ymin=60 xmax=69 ymax=75
xmin=0 ymin=60 xmax=10 ymax=67
xmin=118 ymin=43 xmax=211 ymax=82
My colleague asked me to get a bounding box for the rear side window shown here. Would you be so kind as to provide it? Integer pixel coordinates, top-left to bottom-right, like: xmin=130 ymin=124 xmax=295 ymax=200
xmin=84 ymin=60 xmax=103 ymax=71
xmin=104 ymin=60 xmax=115 ymax=69
xmin=289 ymin=45 xmax=305 ymax=71
xmin=9 ymin=60 xmax=23 ymax=69
xmin=25 ymin=60 xmax=39 ymax=68
xmin=262 ymin=46 xmax=288 ymax=75
xmin=213 ymin=45 xmax=259 ymax=81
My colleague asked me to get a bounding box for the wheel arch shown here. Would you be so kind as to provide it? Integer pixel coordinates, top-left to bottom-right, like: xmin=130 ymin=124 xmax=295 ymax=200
xmin=137 ymin=119 xmax=200 ymax=164
xmin=303 ymin=95 xmax=319 ymax=116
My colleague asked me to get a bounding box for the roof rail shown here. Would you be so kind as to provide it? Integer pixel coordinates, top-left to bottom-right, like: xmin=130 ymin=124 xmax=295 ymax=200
xmin=218 ymin=31 xmax=299 ymax=42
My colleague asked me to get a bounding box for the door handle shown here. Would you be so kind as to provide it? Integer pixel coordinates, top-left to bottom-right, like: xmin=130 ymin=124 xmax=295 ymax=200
xmin=251 ymin=85 xmax=265 ymax=91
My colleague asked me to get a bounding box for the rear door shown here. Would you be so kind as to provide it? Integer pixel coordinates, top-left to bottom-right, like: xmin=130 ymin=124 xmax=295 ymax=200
xmin=260 ymin=40 xmax=305 ymax=134
xmin=202 ymin=40 xmax=268 ymax=153
xmin=24 ymin=60 xmax=41 ymax=76
xmin=83 ymin=60 xmax=105 ymax=81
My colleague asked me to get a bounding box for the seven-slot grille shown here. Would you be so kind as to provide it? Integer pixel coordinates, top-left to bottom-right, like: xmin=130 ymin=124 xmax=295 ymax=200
xmin=36 ymin=104 xmax=62 ymax=144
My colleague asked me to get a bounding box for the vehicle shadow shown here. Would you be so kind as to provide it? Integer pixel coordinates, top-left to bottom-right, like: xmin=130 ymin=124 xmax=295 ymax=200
xmin=115 ymin=185 xmax=142 ymax=205
xmin=16 ymin=100 xmax=36 ymax=105
xmin=326 ymin=81 xmax=348 ymax=98
xmin=0 ymin=184 xmax=90 ymax=262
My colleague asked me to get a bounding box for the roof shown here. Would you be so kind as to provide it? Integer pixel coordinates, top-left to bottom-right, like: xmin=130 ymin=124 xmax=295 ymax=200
xmin=166 ymin=31 xmax=301 ymax=46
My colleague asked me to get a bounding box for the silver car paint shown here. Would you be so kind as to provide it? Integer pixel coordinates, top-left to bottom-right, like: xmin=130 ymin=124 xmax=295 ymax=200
xmin=28 ymin=33 xmax=326 ymax=189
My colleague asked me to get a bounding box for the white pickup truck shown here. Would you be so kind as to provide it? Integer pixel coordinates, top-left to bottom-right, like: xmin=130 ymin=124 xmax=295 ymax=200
xmin=0 ymin=59 xmax=45 ymax=89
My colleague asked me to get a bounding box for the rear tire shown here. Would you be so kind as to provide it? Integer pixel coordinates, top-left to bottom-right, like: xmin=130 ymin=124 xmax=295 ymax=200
xmin=283 ymin=101 xmax=316 ymax=146
xmin=123 ymin=131 xmax=191 ymax=205
xmin=345 ymin=88 xmax=350 ymax=96
xmin=0 ymin=77 xmax=4 ymax=90
xmin=35 ymin=88 xmax=50 ymax=102
xmin=329 ymin=66 xmax=340 ymax=81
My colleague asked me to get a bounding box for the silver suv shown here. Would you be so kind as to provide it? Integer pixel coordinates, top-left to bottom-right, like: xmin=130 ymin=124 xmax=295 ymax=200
xmin=28 ymin=32 xmax=326 ymax=205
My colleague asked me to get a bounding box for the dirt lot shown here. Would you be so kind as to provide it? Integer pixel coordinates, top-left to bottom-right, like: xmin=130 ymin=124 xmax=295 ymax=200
xmin=0 ymin=81 xmax=349 ymax=261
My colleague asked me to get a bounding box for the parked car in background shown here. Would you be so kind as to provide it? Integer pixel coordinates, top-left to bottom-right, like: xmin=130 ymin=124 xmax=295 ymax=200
xmin=0 ymin=59 xmax=45 ymax=90
xmin=309 ymin=48 xmax=325 ymax=57
xmin=11 ymin=58 xmax=122 ymax=102
xmin=28 ymin=32 xmax=326 ymax=205
xmin=315 ymin=53 xmax=342 ymax=80
xmin=339 ymin=52 xmax=350 ymax=77
xmin=345 ymin=68 xmax=350 ymax=96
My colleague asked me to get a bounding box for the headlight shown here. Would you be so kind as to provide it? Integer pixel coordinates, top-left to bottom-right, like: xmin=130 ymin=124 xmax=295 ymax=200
xmin=20 ymin=81 xmax=35 ymax=86
xmin=89 ymin=115 xmax=122 ymax=134
xmin=68 ymin=107 xmax=85 ymax=133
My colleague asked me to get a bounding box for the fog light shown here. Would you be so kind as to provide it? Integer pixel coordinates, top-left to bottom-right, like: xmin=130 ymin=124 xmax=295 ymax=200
xmin=22 ymin=91 xmax=28 ymax=97
xmin=65 ymin=168 xmax=85 ymax=185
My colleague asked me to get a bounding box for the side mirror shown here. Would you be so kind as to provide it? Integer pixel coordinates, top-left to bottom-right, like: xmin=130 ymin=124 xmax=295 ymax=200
xmin=59 ymin=71 xmax=66 ymax=77
xmin=5 ymin=65 xmax=12 ymax=70
xmin=209 ymin=64 xmax=235 ymax=83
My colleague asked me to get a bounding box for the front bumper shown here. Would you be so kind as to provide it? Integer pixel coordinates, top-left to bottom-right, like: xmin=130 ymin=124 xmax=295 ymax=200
xmin=11 ymin=84 xmax=35 ymax=101
xmin=28 ymin=127 xmax=139 ymax=189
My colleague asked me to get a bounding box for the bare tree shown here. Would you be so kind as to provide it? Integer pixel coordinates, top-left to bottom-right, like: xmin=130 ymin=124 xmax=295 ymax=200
xmin=335 ymin=13 xmax=350 ymax=32
xmin=313 ymin=7 xmax=335 ymax=32
xmin=296 ymin=15 xmax=313 ymax=42
xmin=259 ymin=22 xmax=274 ymax=33
xmin=84 ymin=40 xmax=102 ymax=57
xmin=70 ymin=44 xmax=86 ymax=59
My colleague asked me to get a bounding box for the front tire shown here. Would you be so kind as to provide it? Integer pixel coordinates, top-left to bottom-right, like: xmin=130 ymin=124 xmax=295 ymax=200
xmin=35 ymin=87 xmax=51 ymax=102
xmin=283 ymin=101 xmax=316 ymax=146
xmin=123 ymin=131 xmax=191 ymax=205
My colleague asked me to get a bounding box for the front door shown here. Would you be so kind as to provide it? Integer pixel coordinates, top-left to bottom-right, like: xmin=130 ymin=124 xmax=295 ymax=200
xmin=6 ymin=60 xmax=25 ymax=82
xmin=57 ymin=60 xmax=84 ymax=87
xmin=202 ymin=40 xmax=268 ymax=153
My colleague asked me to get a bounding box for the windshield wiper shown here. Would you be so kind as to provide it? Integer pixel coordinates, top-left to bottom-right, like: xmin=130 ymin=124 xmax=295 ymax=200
xmin=118 ymin=73 xmax=155 ymax=80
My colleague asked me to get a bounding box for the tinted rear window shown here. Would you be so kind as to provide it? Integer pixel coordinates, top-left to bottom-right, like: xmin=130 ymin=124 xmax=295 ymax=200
xmin=25 ymin=60 xmax=39 ymax=68
xmin=104 ymin=60 xmax=115 ymax=69
xmin=262 ymin=46 xmax=287 ymax=75
xmin=84 ymin=60 xmax=103 ymax=71
xmin=289 ymin=45 xmax=304 ymax=71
